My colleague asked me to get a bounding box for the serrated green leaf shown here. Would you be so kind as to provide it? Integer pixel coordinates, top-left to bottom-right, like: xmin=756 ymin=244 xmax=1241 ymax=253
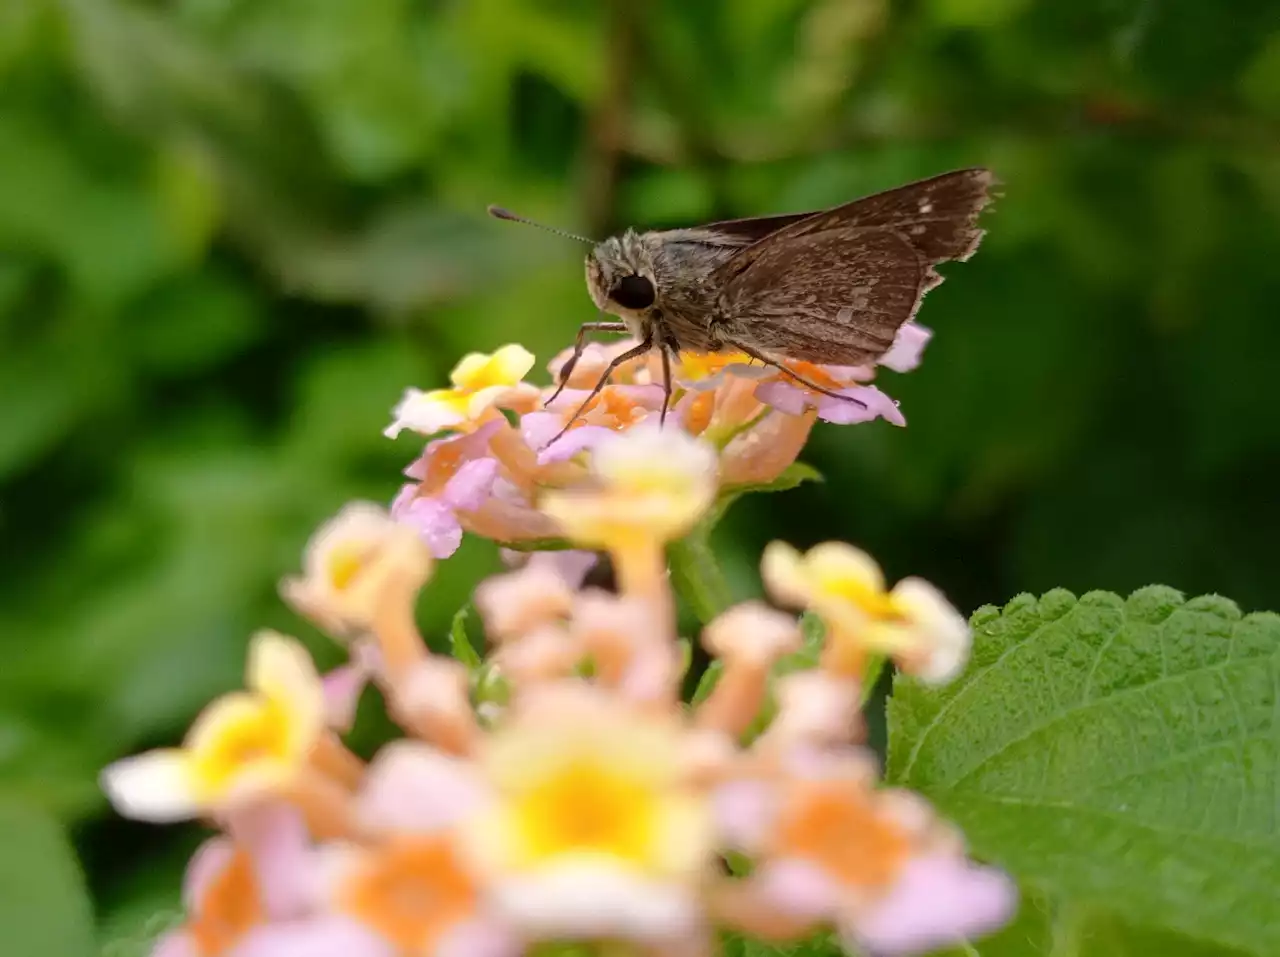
xmin=0 ymin=798 xmax=96 ymax=957
xmin=449 ymin=605 xmax=483 ymax=670
xmin=888 ymin=587 xmax=1280 ymax=956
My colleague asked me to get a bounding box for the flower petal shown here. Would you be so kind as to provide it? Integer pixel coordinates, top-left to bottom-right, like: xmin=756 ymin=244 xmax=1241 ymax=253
xmin=435 ymin=916 xmax=523 ymax=957
xmin=490 ymin=344 xmax=538 ymax=384
xmin=756 ymin=857 xmax=844 ymax=921
xmin=890 ymin=577 xmax=972 ymax=685
xmin=150 ymin=930 xmax=199 ymax=957
xmin=711 ymin=778 xmax=776 ymax=851
xmin=183 ymin=837 xmax=236 ymax=909
xmin=230 ymin=916 xmax=396 ymax=957
xmin=878 ymin=323 xmax=932 ymax=373
xmin=846 ymin=854 xmax=1017 ymax=956
xmin=101 ymin=750 xmax=200 ymax=822
xmin=759 ymin=541 xmax=810 ymax=608
xmin=816 ymin=385 xmax=905 ymax=426
xmin=441 ymin=457 xmax=501 ymax=512
xmin=322 ymin=663 xmax=369 ymax=734
xmin=536 ymin=425 xmax=616 ymax=465
xmin=357 ymin=741 xmax=491 ymax=835
xmin=703 ymin=601 xmax=800 ymax=664
xmin=395 ymin=496 xmax=465 ymax=559
xmin=246 ymin=631 xmax=325 ymax=755
xmin=384 ymin=388 xmax=468 ymax=438
xmin=753 ymin=380 xmax=811 ymax=416
xmin=491 ymin=862 xmax=700 ymax=942
xmin=224 ymin=802 xmax=314 ymax=920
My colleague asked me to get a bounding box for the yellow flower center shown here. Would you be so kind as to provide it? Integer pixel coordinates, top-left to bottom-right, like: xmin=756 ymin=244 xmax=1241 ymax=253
xmin=820 ymin=573 xmax=902 ymax=621
xmin=513 ymin=759 xmax=658 ymax=865
xmin=325 ymin=543 xmax=368 ymax=591
xmin=679 ymin=351 xmax=750 ymax=380
xmin=189 ymin=702 xmax=293 ymax=796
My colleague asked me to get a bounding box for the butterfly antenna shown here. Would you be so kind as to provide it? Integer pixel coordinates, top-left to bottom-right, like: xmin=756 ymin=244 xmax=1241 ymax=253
xmin=487 ymin=206 xmax=596 ymax=245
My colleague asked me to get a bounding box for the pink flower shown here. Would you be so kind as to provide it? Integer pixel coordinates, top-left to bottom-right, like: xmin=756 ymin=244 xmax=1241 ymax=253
xmin=321 ymin=641 xmax=379 ymax=734
xmin=844 ymin=853 xmax=1017 ymax=956
xmin=355 ymin=741 xmax=491 ymax=835
xmin=392 ymin=425 xmax=504 ymax=559
xmin=755 ymin=379 xmax=905 ymax=427
xmin=710 ymin=755 xmax=1015 ymax=956
xmin=152 ymin=804 xmax=320 ymax=956
xmin=227 ymin=917 xmax=394 ymax=957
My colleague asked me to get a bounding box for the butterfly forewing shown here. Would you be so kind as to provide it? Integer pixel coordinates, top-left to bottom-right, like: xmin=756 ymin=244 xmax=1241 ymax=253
xmin=813 ymin=167 xmax=997 ymax=263
xmin=708 ymin=167 xmax=997 ymax=365
xmin=715 ymin=228 xmax=923 ymax=366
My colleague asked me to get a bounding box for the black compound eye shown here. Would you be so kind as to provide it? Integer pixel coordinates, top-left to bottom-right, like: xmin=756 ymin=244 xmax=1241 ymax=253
xmin=610 ymin=274 xmax=656 ymax=310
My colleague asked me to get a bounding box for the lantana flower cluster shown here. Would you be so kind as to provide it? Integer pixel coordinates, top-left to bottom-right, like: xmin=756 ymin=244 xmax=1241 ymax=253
xmin=102 ymin=331 xmax=1016 ymax=957
xmin=382 ymin=326 xmax=929 ymax=559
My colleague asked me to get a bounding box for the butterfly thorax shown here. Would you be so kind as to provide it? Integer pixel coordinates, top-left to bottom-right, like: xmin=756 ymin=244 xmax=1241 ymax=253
xmin=586 ymin=229 xmax=744 ymax=353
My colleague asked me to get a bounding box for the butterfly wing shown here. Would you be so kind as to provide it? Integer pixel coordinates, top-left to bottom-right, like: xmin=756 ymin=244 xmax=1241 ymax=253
xmin=711 ymin=168 xmax=997 ymax=364
xmin=714 ymin=227 xmax=924 ymax=365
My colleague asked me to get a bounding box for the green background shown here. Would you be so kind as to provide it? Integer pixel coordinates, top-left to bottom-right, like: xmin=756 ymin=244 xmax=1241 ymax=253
xmin=0 ymin=0 xmax=1278 ymax=951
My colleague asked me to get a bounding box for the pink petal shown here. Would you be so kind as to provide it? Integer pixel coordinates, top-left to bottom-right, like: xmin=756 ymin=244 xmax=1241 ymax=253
xmin=395 ymin=496 xmax=464 ymax=558
xmin=878 ymin=323 xmax=933 ymax=373
xmin=847 ymin=854 xmax=1017 ymax=956
xmin=535 ymin=425 xmax=616 ymax=464
xmin=322 ymin=663 xmax=369 ymax=733
xmin=183 ymin=837 xmax=235 ymax=910
xmin=526 ymin=549 xmax=599 ymax=588
xmin=756 ymin=858 xmax=844 ymax=920
xmin=224 ymin=803 xmax=314 ymax=920
xmin=357 ymin=741 xmax=491 ymax=834
xmin=520 ymin=411 xmax=567 ymax=451
xmin=230 ymin=917 xmax=394 ymax=957
xmin=711 ymin=779 xmax=776 ymax=851
xmin=442 ymin=457 xmax=501 ymax=512
xmin=406 ymin=421 xmax=503 ymax=480
xmin=823 ymin=363 xmax=875 ymax=381
xmin=152 ymin=929 xmax=198 ymax=957
xmin=753 ymin=380 xmax=811 ymax=416
xmin=816 ymin=385 xmax=905 ymax=426
xmin=436 ymin=916 xmax=523 ymax=957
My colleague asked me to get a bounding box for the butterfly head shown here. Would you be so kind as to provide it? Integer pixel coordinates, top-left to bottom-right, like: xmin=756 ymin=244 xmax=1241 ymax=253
xmin=586 ymin=231 xmax=658 ymax=325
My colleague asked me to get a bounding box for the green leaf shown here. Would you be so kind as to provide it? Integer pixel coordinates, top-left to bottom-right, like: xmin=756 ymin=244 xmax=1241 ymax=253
xmin=779 ymin=610 xmax=825 ymax=674
xmin=888 ymin=587 xmax=1280 ymax=956
xmin=691 ymin=659 xmax=723 ymax=706
xmin=0 ymin=797 xmax=96 ymax=957
xmin=711 ymin=461 xmax=824 ymax=524
xmin=449 ymin=605 xmax=483 ymax=670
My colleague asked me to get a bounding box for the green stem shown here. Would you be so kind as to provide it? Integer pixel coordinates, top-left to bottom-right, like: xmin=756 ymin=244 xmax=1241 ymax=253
xmin=667 ymin=523 xmax=734 ymax=624
xmin=860 ymin=655 xmax=887 ymax=704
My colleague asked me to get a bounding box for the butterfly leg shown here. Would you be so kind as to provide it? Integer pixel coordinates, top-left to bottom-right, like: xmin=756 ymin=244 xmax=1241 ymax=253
xmin=658 ymin=343 xmax=675 ymax=428
xmin=723 ymin=338 xmax=869 ymax=408
xmin=548 ymin=336 xmax=655 ymax=446
xmin=547 ymin=320 xmax=631 ymax=406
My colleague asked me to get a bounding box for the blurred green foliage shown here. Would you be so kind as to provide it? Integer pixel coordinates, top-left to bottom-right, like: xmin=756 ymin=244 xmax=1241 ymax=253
xmin=1 ymin=0 xmax=1279 ymax=950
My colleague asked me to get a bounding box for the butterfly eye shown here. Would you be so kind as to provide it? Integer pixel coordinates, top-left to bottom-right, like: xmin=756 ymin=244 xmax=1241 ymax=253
xmin=610 ymin=274 xmax=656 ymax=310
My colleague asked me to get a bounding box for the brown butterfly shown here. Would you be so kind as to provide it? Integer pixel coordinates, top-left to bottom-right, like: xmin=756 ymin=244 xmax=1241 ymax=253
xmin=491 ymin=167 xmax=998 ymax=438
